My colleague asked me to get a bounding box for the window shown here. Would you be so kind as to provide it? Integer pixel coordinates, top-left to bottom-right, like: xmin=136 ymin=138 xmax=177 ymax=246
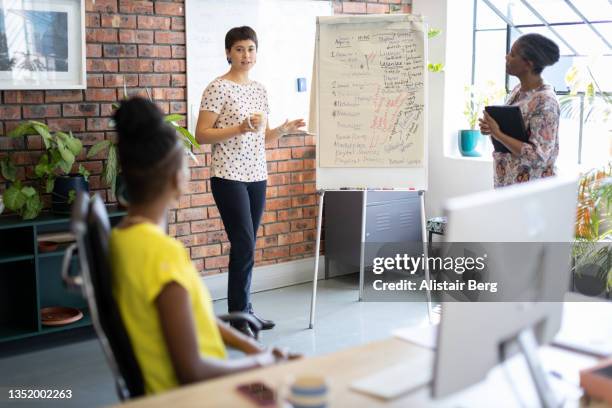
xmin=472 ymin=0 xmax=612 ymax=171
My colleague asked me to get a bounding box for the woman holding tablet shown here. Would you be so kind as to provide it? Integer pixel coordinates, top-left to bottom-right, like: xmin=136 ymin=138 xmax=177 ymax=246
xmin=195 ymin=26 xmax=305 ymax=337
xmin=479 ymin=33 xmax=560 ymax=188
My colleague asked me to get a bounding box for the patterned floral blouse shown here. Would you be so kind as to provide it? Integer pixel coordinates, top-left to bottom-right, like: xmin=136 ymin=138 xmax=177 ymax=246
xmin=493 ymin=84 xmax=559 ymax=188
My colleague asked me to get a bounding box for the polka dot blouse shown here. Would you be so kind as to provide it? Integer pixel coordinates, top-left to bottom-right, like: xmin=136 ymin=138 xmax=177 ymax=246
xmin=200 ymin=78 xmax=270 ymax=182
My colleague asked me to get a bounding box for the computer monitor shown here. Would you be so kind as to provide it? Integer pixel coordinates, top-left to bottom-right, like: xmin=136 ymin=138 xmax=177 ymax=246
xmin=433 ymin=176 xmax=578 ymax=407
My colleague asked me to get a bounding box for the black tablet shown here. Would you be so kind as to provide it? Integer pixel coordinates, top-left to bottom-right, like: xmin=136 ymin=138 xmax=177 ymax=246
xmin=484 ymin=105 xmax=529 ymax=153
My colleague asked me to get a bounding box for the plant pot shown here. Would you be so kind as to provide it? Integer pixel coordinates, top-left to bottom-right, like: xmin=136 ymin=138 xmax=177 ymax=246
xmin=459 ymin=129 xmax=482 ymax=157
xmin=52 ymin=174 xmax=89 ymax=214
xmin=115 ymin=174 xmax=129 ymax=208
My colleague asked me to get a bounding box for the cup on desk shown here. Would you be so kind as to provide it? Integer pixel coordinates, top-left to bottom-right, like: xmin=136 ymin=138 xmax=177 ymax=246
xmin=283 ymin=375 xmax=328 ymax=408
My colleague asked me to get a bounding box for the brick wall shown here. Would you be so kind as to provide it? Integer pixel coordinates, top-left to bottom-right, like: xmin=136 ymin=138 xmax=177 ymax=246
xmin=0 ymin=0 xmax=411 ymax=276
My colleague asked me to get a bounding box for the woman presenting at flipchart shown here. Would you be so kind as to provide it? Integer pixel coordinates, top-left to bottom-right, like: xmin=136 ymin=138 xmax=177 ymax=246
xmin=195 ymin=26 xmax=305 ymax=338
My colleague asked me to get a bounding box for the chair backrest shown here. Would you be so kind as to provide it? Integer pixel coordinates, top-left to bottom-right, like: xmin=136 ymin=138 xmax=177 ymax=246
xmin=71 ymin=192 xmax=144 ymax=399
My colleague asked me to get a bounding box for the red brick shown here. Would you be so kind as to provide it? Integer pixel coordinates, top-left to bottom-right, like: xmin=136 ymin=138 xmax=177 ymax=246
xmin=292 ymin=146 xmax=315 ymax=159
xmin=3 ymin=91 xmax=44 ymax=104
xmin=171 ymin=74 xmax=186 ymax=87
xmin=47 ymin=119 xmax=86 ymax=132
xmin=366 ymin=3 xmax=390 ymax=14
xmin=304 ymin=183 xmax=316 ymax=194
xmin=261 ymin=211 xmax=277 ymax=224
xmin=152 ymin=88 xmax=184 ymax=100
xmin=263 ymin=247 xmax=290 ymax=260
xmin=291 ymin=219 xmax=316 ymax=231
xmin=268 ymin=173 xmax=291 ymax=186
xmin=264 ymin=222 xmax=290 ymax=235
xmin=279 ymin=135 xmax=304 ymax=147
xmin=170 ymin=102 xmax=186 ymax=114
xmin=87 ymin=13 xmax=101 ymax=27
xmin=139 ymin=74 xmax=170 ymax=87
xmin=155 ymin=2 xmax=184 ymax=16
xmin=119 ymin=29 xmax=154 ymax=44
xmin=119 ymin=0 xmax=153 ymax=14
xmin=87 ymin=44 xmax=102 ymax=58
xmin=291 ymin=242 xmax=315 ymax=256
xmin=305 ymin=135 xmax=316 ymax=145
xmin=79 ymin=132 xmax=106 ymax=146
xmin=154 ymin=60 xmax=185 ymax=72
xmin=266 ymin=187 xmax=278 ymax=199
xmin=103 ymin=44 xmax=137 ymax=57
xmin=45 ymin=90 xmax=83 ymax=103
xmin=138 ymin=45 xmax=171 ymax=58
xmin=190 ymin=194 xmax=214 ymax=207
xmin=86 ymin=28 xmax=118 ymax=43
xmin=138 ymin=16 xmax=171 ymax=30
xmin=192 ymin=244 xmax=222 ymax=258
xmin=63 ymin=103 xmax=99 ymax=117
xmin=119 ymin=59 xmax=154 ymax=72
xmin=278 ymin=208 xmax=303 ymax=221
xmin=278 ymin=232 xmax=304 ymax=246
xmin=277 ymin=160 xmax=304 ymax=172
xmin=291 ymin=171 xmax=316 ymax=183
xmin=87 ymin=118 xmax=114 ymax=131
xmin=171 ymin=17 xmax=185 ymax=30
xmin=154 ymin=31 xmax=185 ymax=44
xmin=104 ymin=73 xmax=138 ymax=87
xmin=292 ymin=195 xmax=317 ymax=207
xmin=256 ymin=236 xmax=279 ymax=249
xmin=192 ymin=219 xmax=221 ymax=233
xmin=278 ymin=184 xmax=304 ymax=196
xmin=88 ymin=75 xmax=105 ymax=88
xmin=101 ymin=14 xmax=136 ymax=28
xmin=86 ymin=0 xmax=118 ymax=13
xmin=266 ymin=148 xmax=292 ymax=161
xmin=266 ymin=197 xmax=292 ymax=211
xmin=303 ymin=159 xmax=315 ymax=169
xmin=171 ymin=45 xmax=185 ymax=58
xmin=87 ymin=59 xmax=119 ymax=72
xmin=85 ymin=88 xmax=117 ymax=102
xmin=205 ymin=255 xmax=229 ymax=270
xmin=342 ymin=2 xmax=367 ymax=13
xmin=177 ymin=207 xmax=206 ymax=222
xmin=0 ymin=106 xmax=21 ymax=120
xmin=23 ymin=104 xmax=61 ymax=118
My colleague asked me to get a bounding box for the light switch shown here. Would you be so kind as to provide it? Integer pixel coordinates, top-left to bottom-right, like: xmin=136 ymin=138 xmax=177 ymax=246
xmin=297 ymin=78 xmax=307 ymax=92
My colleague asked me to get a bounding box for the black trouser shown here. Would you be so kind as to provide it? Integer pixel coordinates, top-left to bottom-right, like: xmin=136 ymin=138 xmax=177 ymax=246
xmin=210 ymin=177 xmax=267 ymax=313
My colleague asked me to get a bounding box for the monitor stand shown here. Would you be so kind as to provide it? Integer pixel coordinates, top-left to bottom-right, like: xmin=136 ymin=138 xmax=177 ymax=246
xmin=515 ymin=328 xmax=564 ymax=408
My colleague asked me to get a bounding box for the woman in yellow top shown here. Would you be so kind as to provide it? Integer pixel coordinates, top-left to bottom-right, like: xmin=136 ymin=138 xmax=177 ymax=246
xmin=109 ymin=97 xmax=291 ymax=395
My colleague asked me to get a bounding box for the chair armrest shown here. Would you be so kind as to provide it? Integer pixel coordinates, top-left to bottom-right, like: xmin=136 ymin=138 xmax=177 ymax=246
xmin=217 ymin=312 xmax=263 ymax=338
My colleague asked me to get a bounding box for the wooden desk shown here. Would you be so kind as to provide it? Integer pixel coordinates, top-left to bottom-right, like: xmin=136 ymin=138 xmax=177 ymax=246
xmin=116 ymin=337 xmax=600 ymax=408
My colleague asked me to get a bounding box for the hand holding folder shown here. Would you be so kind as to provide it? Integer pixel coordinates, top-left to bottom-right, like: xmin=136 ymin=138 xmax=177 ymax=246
xmin=483 ymin=106 xmax=529 ymax=153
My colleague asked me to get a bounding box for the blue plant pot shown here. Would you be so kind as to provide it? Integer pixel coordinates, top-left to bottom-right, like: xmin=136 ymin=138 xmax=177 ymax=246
xmin=459 ymin=129 xmax=482 ymax=157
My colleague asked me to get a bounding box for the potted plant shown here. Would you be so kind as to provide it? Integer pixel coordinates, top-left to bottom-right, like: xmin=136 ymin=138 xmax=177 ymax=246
xmin=1 ymin=121 xmax=90 ymax=219
xmin=88 ymin=88 xmax=199 ymax=205
xmin=573 ymin=164 xmax=612 ymax=297
xmin=461 ymin=82 xmax=506 ymax=157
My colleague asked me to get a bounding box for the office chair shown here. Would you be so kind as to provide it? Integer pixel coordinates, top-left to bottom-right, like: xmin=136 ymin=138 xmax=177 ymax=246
xmin=66 ymin=192 xmax=262 ymax=400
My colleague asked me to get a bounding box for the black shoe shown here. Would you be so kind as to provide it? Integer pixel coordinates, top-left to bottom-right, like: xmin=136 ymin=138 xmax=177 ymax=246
xmin=231 ymin=321 xmax=256 ymax=338
xmin=250 ymin=312 xmax=275 ymax=330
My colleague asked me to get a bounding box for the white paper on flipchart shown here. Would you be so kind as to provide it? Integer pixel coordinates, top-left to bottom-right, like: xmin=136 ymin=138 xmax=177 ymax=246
xmin=392 ymin=324 xmax=439 ymax=350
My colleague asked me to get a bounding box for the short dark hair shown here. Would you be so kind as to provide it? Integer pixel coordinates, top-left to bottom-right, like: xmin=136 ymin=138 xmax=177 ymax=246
xmin=515 ymin=33 xmax=560 ymax=74
xmin=225 ymin=26 xmax=258 ymax=51
xmin=113 ymin=97 xmax=183 ymax=205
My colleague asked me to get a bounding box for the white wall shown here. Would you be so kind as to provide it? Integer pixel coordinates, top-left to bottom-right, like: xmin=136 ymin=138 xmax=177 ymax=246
xmin=413 ymin=0 xmax=493 ymax=217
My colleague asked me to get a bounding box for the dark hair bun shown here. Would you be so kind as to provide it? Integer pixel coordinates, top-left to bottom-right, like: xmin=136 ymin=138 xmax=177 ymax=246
xmin=114 ymin=97 xmax=164 ymax=141
xmin=516 ymin=33 xmax=560 ymax=74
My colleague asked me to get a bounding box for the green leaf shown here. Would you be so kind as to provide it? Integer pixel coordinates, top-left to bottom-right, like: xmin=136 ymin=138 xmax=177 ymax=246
xmin=21 ymin=186 xmax=36 ymax=198
xmin=64 ymin=131 xmax=83 ymax=156
xmin=175 ymin=125 xmax=201 ymax=149
xmin=428 ymin=28 xmax=441 ymax=39
xmin=78 ymin=164 xmax=90 ymax=182
xmin=56 ymin=138 xmax=75 ymax=171
xmin=0 ymin=156 xmax=17 ymax=182
xmin=45 ymin=177 xmax=55 ymax=194
xmin=23 ymin=193 xmax=43 ymax=220
xmin=164 ymin=114 xmax=185 ymax=123
xmin=7 ymin=122 xmax=34 ymax=138
xmin=35 ymin=154 xmax=50 ymax=178
xmin=87 ymin=140 xmax=112 ymax=158
xmin=3 ymin=183 xmax=26 ymax=211
xmin=67 ymin=190 xmax=76 ymax=205
xmin=32 ymin=123 xmax=52 ymax=149
xmin=428 ymin=63 xmax=444 ymax=73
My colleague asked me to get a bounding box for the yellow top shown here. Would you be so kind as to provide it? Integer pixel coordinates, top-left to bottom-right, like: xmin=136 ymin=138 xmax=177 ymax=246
xmin=109 ymin=222 xmax=227 ymax=394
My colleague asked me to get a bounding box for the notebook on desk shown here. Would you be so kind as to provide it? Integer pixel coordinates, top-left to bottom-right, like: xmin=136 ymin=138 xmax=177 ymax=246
xmin=484 ymin=105 xmax=529 ymax=153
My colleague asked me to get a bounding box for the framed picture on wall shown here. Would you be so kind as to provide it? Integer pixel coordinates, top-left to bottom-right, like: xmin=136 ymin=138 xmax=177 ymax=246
xmin=0 ymin=0 xmax=86 ymax=90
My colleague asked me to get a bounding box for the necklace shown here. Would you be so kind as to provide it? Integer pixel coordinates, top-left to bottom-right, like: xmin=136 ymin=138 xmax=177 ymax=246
xmin=121 ymin=214 xmax=155 ymax=228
